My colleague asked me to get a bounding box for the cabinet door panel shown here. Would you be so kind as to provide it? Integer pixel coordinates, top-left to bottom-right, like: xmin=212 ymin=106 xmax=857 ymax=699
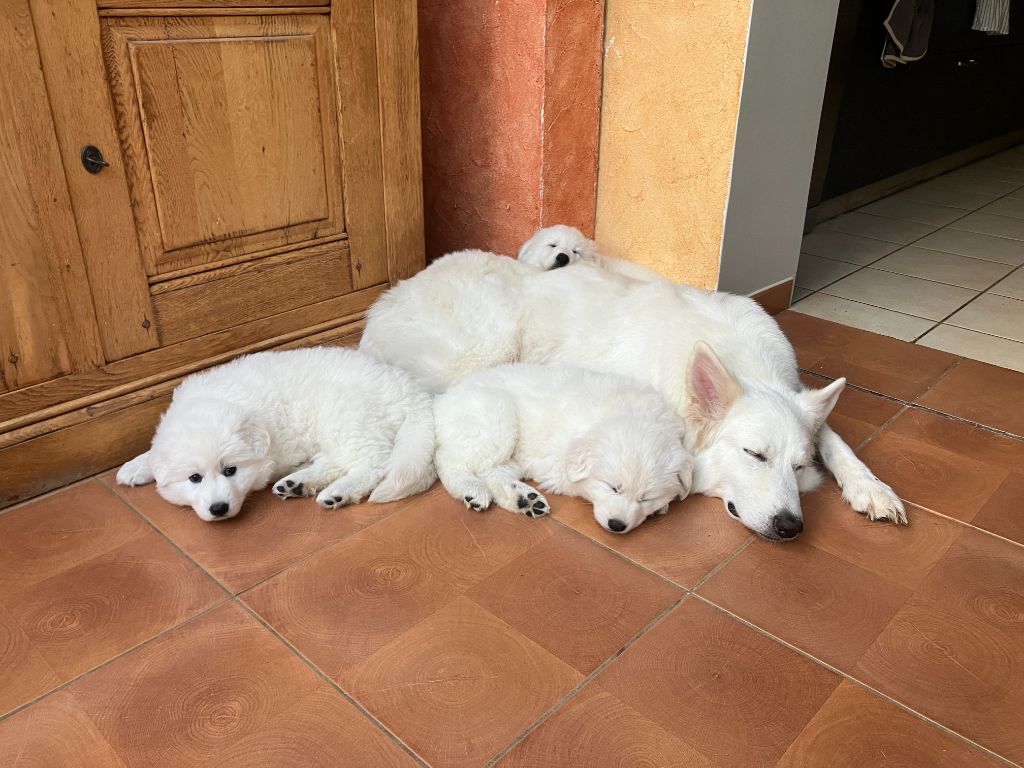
xmin=103 ymin=15 xmax=346 ymax=275
xmin=0 ymin=1 xmax=104 ymax=391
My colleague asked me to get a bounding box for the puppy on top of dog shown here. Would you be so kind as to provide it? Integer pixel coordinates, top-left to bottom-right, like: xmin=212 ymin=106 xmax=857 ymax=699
xmin=433 ymin=362 xmax=693 ymax=534
xmin=116 ymin=347 xmax=436 ymax=522
xmin=517 ymin=224 xmax=665 ymax=282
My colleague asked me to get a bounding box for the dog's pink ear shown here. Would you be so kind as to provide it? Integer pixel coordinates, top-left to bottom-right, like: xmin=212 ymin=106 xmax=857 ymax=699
xmin=686 ymin=341 xmax=741 ymax=424
xmin=565 ymin=438 xmax=592 ymax=483
xmin=797 ymin=377 xmax=845 ymax=428
xmin=242 ymin=423 xmax=270 ymax=458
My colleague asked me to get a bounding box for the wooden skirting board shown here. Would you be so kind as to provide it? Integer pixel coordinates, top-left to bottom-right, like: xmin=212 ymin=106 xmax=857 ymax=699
xmin=0 ymin=321 xmax=365 ymax=509
xmin=750 ymin=279 xmax=795 ymax=316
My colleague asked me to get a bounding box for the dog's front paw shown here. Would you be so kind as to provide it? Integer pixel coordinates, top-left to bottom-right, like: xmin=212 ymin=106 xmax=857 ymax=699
xmin=116 ymin=455 xmax=154 ymax=486
xmin=316 ymin=489 xmax=352 ymax=509
xmin=272 ymin=478 xmax=308 ymax=500
xmin=841 ymin=472 xmax=907 ymax=525
xmin=515 ymin=487 xmax=549 ymax=518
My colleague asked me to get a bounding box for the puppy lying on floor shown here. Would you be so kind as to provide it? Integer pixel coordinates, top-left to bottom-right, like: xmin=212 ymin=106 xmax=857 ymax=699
xmin=116 ymin=347 xmax=435 ymax=521
xmin=434 ymin=363 xmax=693 ymax=534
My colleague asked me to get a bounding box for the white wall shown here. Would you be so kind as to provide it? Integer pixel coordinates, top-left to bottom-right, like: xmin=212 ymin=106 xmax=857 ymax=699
xmin=717 ymin=0 xmax=840 ymax=297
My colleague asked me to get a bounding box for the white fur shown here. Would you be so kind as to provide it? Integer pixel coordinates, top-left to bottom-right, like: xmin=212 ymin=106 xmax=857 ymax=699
xmin=360 ymin=250 xmax=906 ymax=539
xmin=116 ymin=347 xmax=436 ymax=522
xmin=517 ymin=224 xmax=665 ymax=282
xmin=434 ymin=363 xmax=693 ymax=533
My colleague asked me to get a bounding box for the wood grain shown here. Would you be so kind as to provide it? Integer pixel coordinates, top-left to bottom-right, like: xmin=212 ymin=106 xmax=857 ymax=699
xmin=373 ymin=0 xmax=426 ymax=283
xmin=152 ymin=243 xmax=352 ymax=344
xmin=0 ymin=2 xmax=105 ymax=389
xmin=331 ymin=0 xmax=390 ymax=288
xmin=30 ymin=0 xmax=159 ymax=362
xmin=0 ymin=287 xmax=381 ymax=431
xmin=98 ymin=0 xmax=327 ymax=7
xmin=102 ymin=14 xmax=345 ymax=274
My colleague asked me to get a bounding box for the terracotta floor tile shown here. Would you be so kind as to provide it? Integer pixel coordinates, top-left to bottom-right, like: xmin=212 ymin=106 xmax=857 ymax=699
xmin=0 ymin=486 xmax=222 ymax=715
xmin=62 ymin=602 xmax=410 ymax=768
xmin=596 ymin=599 xmax=840 ymax=766
xmin=801 ymin=372 xmax=903 ymax=447
xmin=777 ymin=310 xmax=960 ymax=400
xmin=777 ymin=681 xmax=1003 ymax=767
xmin=105 ymin=472 xmax=409 ymax=593
xmin=916 ymin=358 xmax=1024 ymax=437
xmin=346 ymin=596 xmax=583 ymax=768
xmin=243 ymin=491 xmax=553 ymax=680
xmin=551 ymin=494 xmax=750 ymax=588
xmin=855 ymin=529 xmax=1024 ymax=762
xmin=0 ymin=481 xmax=149 ymax=594
xmin=800 ymin=484 xmax=960 ymax=590
xmin=858 ymin=409 xmax=1024 ymax=541
xmin=0 ymin=690 xmax=126 ymax=768
xmin=468 ymin=525 xmax=682 ymax=674
xmin=698 ymin=534 xmax=912 ymax=671
xmin=498 ymin=685 xmax=717 ymax=767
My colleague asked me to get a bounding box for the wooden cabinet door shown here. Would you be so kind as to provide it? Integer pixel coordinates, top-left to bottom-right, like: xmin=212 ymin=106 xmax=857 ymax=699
xmin=0 ymin=1 xmax=105 ymax=392
xmin=29 ymin=0 xmax=421 ymax=356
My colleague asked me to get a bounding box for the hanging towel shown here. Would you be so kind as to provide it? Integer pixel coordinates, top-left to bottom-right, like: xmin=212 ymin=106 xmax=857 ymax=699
xmin=881 ymin=0 xmax=935 ymax=68
xmin=972 ymin=0 xmax=1010 ymax=35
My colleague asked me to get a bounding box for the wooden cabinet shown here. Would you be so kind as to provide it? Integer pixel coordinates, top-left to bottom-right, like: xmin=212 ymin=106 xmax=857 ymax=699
xmin=0 ymin=0 xmax=424 ymax=506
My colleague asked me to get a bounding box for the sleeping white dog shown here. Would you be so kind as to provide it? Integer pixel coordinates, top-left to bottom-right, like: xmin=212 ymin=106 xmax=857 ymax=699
xmin=517 ymin=224 xmax=664 ymax=282
xmin=434 ymin=363 xmax=693 ymax=534
xmin=116 ymin=347 xmax=435 ymax=521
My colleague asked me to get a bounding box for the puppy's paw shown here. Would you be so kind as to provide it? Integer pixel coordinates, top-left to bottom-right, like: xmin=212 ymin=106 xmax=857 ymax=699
xmin=316 ymin=489 xmax=352 ymax=509
xmin=841 ymin=472 xmax=907 ymax=525
xmin=453 ymin=478 xmax=491 ymax=512
xmin=116 ymin=454 xmax=154 ymax=486
xmin=272 ymin=477 xmax=308 ymax=500
xmin=514 ymin=486 xmax=549 ymax=519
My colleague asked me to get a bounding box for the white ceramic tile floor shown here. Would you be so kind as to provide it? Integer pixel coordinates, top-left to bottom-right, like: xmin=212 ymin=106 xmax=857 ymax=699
xmin=793 ymin=148 xmax=1024 ymax=372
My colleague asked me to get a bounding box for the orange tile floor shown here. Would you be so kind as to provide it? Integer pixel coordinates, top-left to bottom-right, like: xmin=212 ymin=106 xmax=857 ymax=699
xmin=1 ymin=311 xmax=1022 ymax=767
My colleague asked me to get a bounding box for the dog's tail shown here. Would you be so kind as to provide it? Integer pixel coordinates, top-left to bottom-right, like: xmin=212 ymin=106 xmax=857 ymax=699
xmin=369 ymin=399 xmax=437 ymax=503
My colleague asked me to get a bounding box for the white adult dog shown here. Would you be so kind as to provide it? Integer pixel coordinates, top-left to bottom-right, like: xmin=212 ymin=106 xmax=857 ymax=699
xmin=434 ymin=363 xmax=693 ymax=534
xmin=360 ymin=249 xmax=906 ymax=540
xmin=116 ymin=347 xmax=435 ymax=521
xmin=518 ymin=224 xmax=664 ymax=282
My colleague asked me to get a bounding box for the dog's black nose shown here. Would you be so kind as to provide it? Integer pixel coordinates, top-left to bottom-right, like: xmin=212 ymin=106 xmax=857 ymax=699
xmin=772 ymin=510 xmax=803 ymax=539
xmin=606 ymin=518 xmax=627 ymax=533
xmin=553 ymin=253 xmax=570 ymax=268
xmin=209 ymin=502 xmax=230 ymax=518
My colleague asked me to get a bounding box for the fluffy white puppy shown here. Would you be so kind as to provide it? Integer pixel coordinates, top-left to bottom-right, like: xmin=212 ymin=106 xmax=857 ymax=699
xmin=434 ymin=363 xmax=693 ymax=534
xmin=116 ymin=347 xmax=435 ymax=522
xmin=517 ymin=224 xmax=665 ymax=282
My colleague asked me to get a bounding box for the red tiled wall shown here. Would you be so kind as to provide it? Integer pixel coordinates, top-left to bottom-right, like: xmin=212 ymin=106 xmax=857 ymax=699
xmin=417 ymin=0 xmax=604 ymax=261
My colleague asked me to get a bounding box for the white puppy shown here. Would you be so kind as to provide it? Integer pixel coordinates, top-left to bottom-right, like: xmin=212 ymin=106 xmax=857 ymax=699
xmin=517 ymin=224 xmax=665 ymax=282
xmin=116 ymin=347 xmax=435 ymax=522
xmin=434 ymin=363 xmax=693 ymax=534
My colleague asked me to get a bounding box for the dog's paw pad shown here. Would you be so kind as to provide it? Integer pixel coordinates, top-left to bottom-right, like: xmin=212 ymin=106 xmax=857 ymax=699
xmin=526 ymin=498 xmax=549 ymax=518
xmin=273 ymin=480 xmax=306 ymax=500
xmin=517 ymin=495 xmax=530 ymax=509
xmin=462 ymin=494 xmax=489 ymax=512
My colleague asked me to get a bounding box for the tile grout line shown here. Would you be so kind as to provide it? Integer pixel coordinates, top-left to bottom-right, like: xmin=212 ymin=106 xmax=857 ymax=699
xmin=690 ymin=534 xmax=757 ymax=591
xmin=236 ymin=601 xmax=432 ymax=768
xmin=232 ymin=491 xmax=440 ymax=598
xmin=888 ymin=497 xmax=1024 ymax=553
xmin=851 ymin=403 xmax=911 ymax=454
xmin=0 ymin=597 xmax=232 ymax=724
xmin=690 ymin=594 xmax=1023 ymax=768
xmin=0 ymin=474 xmax=100 ymax=518
xmin=798 ymin=367 xmax=1024 ymax=441
xmin=483 ymin=594 xmax=691 ymax=767
xmin=96 ymin=479 xmax=235 ymax=598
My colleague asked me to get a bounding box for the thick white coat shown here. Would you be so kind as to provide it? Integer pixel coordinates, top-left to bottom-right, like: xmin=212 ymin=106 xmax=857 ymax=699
xmin=116 ymin=347 xmax=435 ymax=521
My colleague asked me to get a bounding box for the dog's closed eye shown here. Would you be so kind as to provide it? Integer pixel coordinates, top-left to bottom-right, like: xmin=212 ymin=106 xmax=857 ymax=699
xmin=743 ymin=448 xmax=768 ymax=463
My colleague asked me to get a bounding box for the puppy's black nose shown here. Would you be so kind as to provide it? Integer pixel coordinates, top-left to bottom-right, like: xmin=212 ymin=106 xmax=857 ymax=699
xmin=772 ymin=510 xmax=803 ymax=539
xmin=553 ymin=253 xmax=570 ymax=268
xmin=607 ymin=518 xmax=627 ymax=533
xmin=209 ymin=502 xmax=229 ymax=518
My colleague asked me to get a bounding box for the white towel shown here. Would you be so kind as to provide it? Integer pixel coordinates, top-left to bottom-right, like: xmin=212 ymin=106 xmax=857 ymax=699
xmin=972 ymin=0 xmax=1010 ymax=35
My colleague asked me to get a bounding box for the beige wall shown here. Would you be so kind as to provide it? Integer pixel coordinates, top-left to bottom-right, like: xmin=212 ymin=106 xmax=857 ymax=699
xmin=595 ymin=0 xmax=753 ymax=289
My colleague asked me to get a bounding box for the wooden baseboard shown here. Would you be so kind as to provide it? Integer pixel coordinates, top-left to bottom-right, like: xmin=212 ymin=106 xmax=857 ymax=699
xmin=750 ymin=279 xmax=794 ymax=316
xmin=0 ymin=322 xmax=364 ymax=509
xmin=808 ymin=129 xmax=1024 ymax=227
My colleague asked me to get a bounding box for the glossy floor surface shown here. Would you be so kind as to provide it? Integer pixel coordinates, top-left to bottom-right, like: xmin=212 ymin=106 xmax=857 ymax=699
xmin=795 ymin=144 xmax=1024 ymax=373
xmin=2 ymin=313 xmax=1022 ymax=767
